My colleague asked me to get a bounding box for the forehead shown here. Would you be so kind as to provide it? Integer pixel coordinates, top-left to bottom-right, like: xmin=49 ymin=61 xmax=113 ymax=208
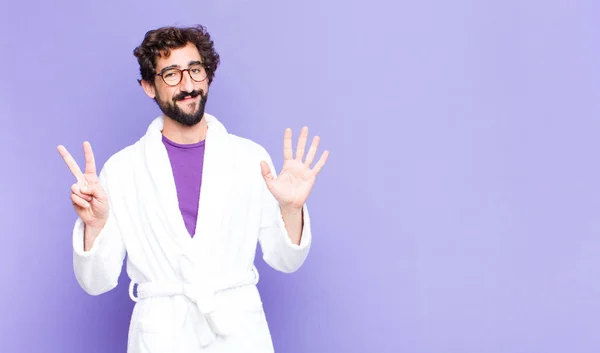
xmin=155 ymin=42 xmax=202 ymax=71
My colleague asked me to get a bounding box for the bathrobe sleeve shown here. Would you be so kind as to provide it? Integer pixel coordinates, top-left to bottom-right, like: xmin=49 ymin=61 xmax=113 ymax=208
xmin=258 ymin=150 xmax=312 ymax=273
xmin=72 ymin=165 xmax=126 ymax=295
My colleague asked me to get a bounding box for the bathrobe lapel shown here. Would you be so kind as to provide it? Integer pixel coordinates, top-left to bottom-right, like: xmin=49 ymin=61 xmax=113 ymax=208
xmin=141 ymin=114 xmax=235 ymax=270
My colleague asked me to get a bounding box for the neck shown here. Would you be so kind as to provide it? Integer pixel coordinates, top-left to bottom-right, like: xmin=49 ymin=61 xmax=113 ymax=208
xmin=161 ymin=115 xmax=208 ymax=144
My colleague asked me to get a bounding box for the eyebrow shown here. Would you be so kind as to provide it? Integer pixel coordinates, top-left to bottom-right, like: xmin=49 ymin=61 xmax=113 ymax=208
xmin=159 ymin=60 xmax=203 ymax=72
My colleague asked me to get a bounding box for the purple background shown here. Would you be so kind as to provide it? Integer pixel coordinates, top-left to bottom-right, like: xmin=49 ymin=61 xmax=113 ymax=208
xmin=1 ymin=0 xmax=599 ymax=352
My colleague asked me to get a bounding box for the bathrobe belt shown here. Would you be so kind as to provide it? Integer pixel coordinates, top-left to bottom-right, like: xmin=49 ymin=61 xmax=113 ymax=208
xmin=128 ymin=267 xmax=261 ymax=347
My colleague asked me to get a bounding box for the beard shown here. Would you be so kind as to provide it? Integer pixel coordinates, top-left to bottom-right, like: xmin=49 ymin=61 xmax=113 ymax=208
xmin=154 ymin=88 xmax=208 ymax=127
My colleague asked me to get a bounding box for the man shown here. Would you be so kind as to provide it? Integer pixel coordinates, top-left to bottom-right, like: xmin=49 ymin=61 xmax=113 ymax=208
xmin=56 ymin=25 xmax=328 ymax=353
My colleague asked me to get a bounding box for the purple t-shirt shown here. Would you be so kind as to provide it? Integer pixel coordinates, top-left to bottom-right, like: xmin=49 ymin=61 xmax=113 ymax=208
xmin=162 ymin=135 xmax=205 ymax=237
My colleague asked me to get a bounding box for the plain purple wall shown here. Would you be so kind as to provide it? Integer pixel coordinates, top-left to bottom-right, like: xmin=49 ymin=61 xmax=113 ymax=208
xmin=1 ymin=0 xmax=599 ymax=352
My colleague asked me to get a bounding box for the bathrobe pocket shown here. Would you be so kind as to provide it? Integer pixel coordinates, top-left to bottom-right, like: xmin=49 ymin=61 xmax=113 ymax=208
xmin=135 ymin=298 xmax=187 ymax=353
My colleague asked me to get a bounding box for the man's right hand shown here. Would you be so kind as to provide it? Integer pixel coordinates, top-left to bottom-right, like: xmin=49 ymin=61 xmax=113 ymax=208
xmin=57 ymin=141 xmax=109 ymax=249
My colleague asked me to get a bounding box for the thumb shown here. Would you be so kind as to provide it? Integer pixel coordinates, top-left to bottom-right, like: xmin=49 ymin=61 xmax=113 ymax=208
xmin=80 ymin=183 xmax=101 ymax=198
xmin=260 ymin=160 xmax=274 ymax=182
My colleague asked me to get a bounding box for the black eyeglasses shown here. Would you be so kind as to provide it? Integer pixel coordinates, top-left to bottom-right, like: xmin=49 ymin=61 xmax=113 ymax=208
xmin=155 ymin=64 xmax=207 ymax=86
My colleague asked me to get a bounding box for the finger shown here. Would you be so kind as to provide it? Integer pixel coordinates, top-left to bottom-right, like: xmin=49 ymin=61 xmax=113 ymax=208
xmin=260 ymin=160 xmax=274 ymax=181
xmin=304 ymin=136 xmax=320 ymax=166
xmin=283 ymin=128 xmax=293 ymax=160
xmin=312 ymin=150 xmax=329 ymax=175
xmin=71 ymin=184 xmax=93 ymax=202
xmin=57 ymin=145 xmax=85 ymax=183
xmin=83 ymin=141 xmax=97 ymax=175
xmin=80 ymin=183 xmax=94 ymax=196
xmin=71 ymin=193 xmax=91 ymax=209
xmin=295 ymin=126 xmax=309 ymax=162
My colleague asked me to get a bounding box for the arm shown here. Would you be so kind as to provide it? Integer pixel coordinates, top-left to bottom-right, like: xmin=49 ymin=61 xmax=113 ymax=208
xmin=72 ymin=166 xmax=126 ymax=295
xmin=258 ymin=153 xmax=312 ymax=273
xmin=257 ymin=127 xmax=328 ymax=273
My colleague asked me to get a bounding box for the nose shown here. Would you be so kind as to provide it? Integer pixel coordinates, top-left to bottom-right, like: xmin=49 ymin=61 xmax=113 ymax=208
xmin=179 ymin=69 xmax=195 ymax=93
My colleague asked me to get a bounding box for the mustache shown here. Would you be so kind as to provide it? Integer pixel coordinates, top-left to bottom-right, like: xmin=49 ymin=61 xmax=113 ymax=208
xmin=173 ymin=89 xmax=205 ymax=101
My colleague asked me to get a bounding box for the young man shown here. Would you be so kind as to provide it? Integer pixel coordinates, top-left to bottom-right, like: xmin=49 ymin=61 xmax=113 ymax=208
xmin=57 ymin=25 xmax=328 ymax=353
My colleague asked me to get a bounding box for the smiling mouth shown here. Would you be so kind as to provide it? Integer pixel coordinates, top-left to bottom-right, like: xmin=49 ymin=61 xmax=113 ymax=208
xmin=177 ymin=96 xmax=198 ymax=105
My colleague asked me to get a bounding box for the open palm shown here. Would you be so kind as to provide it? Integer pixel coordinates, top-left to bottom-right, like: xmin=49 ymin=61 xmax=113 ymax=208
xmin=260 ymin=127 xmax=329 ymax=210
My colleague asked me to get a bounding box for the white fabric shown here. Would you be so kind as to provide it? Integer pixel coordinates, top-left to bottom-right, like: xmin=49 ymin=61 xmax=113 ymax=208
xmin=71 ymin=113 xmax=312 ymax=353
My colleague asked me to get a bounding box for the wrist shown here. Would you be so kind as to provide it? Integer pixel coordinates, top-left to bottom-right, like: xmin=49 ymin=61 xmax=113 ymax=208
xmin=280 ymin=204 xmax=303 ymax=216
xmin=83 ymin=220 xmax=106 ymax=251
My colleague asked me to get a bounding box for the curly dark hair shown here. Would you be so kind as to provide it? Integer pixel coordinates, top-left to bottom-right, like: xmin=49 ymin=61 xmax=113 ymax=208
xmin=133 ymin=25 xmax=220 ymax=86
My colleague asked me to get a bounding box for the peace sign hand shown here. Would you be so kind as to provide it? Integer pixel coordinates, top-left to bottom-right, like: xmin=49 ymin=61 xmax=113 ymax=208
xmin=57 ymin=141 xmax=109 ymax=230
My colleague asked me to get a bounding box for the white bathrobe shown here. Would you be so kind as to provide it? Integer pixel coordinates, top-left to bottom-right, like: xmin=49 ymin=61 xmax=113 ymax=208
xmin=71 ymin=113 xmax=312 ymax=353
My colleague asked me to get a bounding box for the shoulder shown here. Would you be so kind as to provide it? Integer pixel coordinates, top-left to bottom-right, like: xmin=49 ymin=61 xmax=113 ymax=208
xmin=207 ymin=113 xmax=271 ymax=159
xmin=99 ymin=139 xmax=141 ymax=179
xmin=227 ymin=133 xmax=271 ymax=160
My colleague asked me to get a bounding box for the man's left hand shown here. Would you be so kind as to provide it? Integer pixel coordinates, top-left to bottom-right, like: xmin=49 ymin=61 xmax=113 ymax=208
xmin=260 ymin=126 xmax=329 ymax=211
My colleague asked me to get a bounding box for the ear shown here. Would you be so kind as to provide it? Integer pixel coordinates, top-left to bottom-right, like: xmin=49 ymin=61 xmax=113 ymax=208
xmin=140 ymin=79 xmax=157 ymax=99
